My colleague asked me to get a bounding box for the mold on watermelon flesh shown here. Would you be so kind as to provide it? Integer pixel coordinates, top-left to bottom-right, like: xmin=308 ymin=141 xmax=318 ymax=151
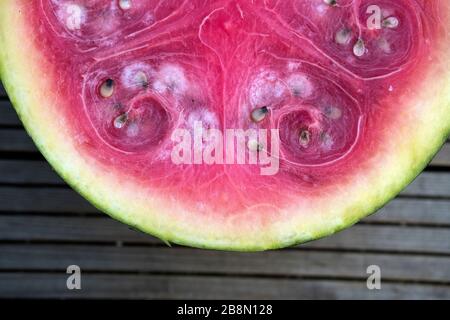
xmin=0 ymin=0 xmax=449 ymax=250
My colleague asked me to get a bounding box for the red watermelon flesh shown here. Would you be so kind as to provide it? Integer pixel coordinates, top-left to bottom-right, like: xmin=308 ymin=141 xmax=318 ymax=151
xmin=0 ymin=0 xmax=449 ymax=250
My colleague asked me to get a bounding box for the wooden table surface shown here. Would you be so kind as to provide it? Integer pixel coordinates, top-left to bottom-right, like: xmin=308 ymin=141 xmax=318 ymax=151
xmin=0 ymin=81 xmax=449 ymax=299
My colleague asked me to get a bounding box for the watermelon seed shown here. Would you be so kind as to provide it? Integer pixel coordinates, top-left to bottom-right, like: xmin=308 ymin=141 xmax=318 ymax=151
xmin=251 ymin=106 xmax=269 ymax=123
xmin=335 ymin=28 xmax=352 ymax=45
xmin=135 ymin=71 xmax=149 ymax=88
xmin=324 ymin=0 xmax=337 ymax=6
xmin=299 ymin=130 xmax=311 ymax=147
xmin=119 ymin=0 xmax=132 ymax=10
xmin=382 ymin=17 xmax=399 ymax=29
xmin=353 ymin=39 xmax=366 ymax=57
xmin=248 ymin=139 xmax=263 ymax=152
xmin=114 ymin=113 xmax=128 ymax=129
xmin=100 ymin=79 xmax=114 ymax=98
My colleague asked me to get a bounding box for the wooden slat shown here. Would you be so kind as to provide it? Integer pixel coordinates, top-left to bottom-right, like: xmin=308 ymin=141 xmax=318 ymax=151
xmin=308 ymin=224 xmax=450 ymax=254
xmin=0 ymin=157 xmax=449 ymax=196
xmin=0 ymin=187 xmax=98 ymax=213
xmin=0 ymin=82 xmax=6 ymax=99
xmin=0 ymin=160 xmax=62 ymax=184
xmin=0 ymin=186 xmax=449 ymax=224
xmin=14 ymin=186 xmax=450 ymax=219
xmin=1 ymin=244 xmax=449 ymax=283
xmin=403 ymin=172 xmax=450 ymax=197
xmin=0 ymin=101 xmax=20 ymax=126
xmin=0 ymin=129 xmax=37 ymax=152
xmin=0 ymin=215 xmax=154 ymax=244
xmin=0 ymin=273 xmax=448 ymax=299
xmin=432 ymin=143 xmax=450 ymax=167
xmin=0 ymin=215 xmax=449 ymax=253
xmin=367 ymin=198 xmax=450 ymax=226
xmin=0 ymin=134 xmax=448 ymax=166
xmin=0 ymin=102 xmax=449 ymax=166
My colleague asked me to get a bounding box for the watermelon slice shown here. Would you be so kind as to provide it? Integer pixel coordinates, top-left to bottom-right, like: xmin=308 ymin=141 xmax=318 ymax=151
xmin=0 ymin=0 xmax=449 ymax=251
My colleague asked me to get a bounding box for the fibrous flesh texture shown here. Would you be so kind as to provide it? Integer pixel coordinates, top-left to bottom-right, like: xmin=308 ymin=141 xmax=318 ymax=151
xmin=0 ymin=0 xmax=449 ymax=250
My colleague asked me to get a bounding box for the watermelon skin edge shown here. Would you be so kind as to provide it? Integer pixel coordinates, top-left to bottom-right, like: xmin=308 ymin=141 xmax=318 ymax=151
xmin=0 ymin=0 xmax=449 ymax=251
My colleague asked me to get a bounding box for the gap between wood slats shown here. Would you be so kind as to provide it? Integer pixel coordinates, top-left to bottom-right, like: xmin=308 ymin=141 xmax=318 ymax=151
xmin=0 ymin=216 xmax=449 ymax=254
xmin=0 ymin=273 xmax=448 ymax=299
xmin=1 ymin=244 xmax=449 ymax=284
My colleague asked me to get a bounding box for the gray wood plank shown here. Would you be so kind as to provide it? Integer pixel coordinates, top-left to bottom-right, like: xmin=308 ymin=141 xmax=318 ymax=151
xmin=308 ymin=224 xmax=450 ymax=254
xmin=0 ymin=215 xmax=155 ymax=244
xmin=0 ymin=185 xmax=449 ymax=225
xmin=1 ymin=244 xmax=449 ymax=283
xmin=0 ymin=129 xmax=447 ymax=165
xmin=432 ymin=143 xmax=450 ymax=167
xmin=0 ymin=273 xmax=448 ymax=299
xmin=0 ymin=82 xmax=6 ymax=99
xmin=0 ymin=160 xmax=62 ymax=184
xmin=0 ymin=187 xmax=98 ymax=213
xmin=0 ymin=185 xmax=449 ymax=224
xmin=0 ymin=215 xmax=449 ymax=254
xmin=0 ymin=101 xmax=21 ymax=126
xmin=0 ymin=158 xmax=449 ymax=196
xmin=0 ymin=129 xmax=37 ymax=152
xmin=403 ymin=172 xmax=450 ymax=198
xmin=0 ymin=101 xmax=449 ymax=166
xmin=367 ymin=198 xmax=450 ymax=226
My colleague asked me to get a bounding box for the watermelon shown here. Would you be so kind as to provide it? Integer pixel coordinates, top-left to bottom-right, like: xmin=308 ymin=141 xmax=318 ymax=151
xmin=0 ymin=0 xmax=449 ymax=251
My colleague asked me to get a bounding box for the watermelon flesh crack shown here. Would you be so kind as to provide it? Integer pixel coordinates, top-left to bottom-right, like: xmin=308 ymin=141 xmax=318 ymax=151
xmin=1 ymin=0 xmax=449 ymax=250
